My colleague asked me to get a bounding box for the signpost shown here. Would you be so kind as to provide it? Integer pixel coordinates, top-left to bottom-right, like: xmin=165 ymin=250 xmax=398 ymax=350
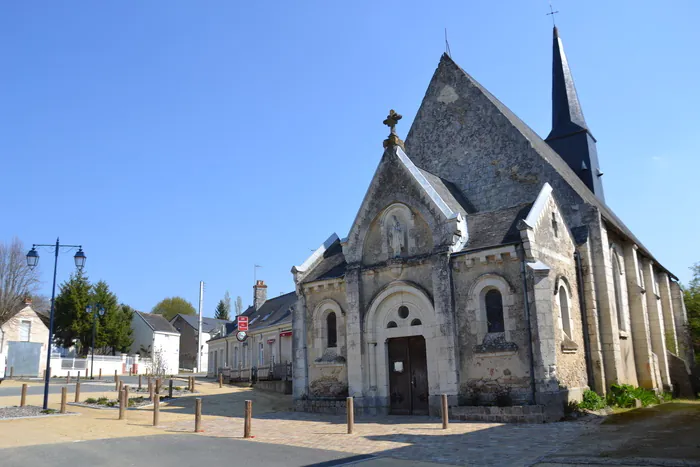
xmin=237 ymin=316 xmax=248 ymax=331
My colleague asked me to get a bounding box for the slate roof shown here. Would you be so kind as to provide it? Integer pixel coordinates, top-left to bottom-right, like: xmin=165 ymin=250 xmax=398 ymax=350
xmin=171 ymin=314 xmax=231 ymax=334
xmin=406 ymin=54 xmax=671 ymax=276
xmin=303 ymin=239 xmax=347 ymax=283
xmin=463 ymin=203 xmax=533 ymax=251
xmin=207 ymin=292 xmax=295 ymax=343
xmin=136 ymin=311 xmax=179 ymax=334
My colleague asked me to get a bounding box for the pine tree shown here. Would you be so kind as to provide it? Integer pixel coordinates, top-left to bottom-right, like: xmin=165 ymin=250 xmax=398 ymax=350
xmin=214 ymin=299 xmax=229 ymax=320
xmin=53 ymin=272 xmax=92 ymax=353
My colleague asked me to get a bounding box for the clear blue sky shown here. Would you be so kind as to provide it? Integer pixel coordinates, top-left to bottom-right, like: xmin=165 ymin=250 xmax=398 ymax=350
xmin=2 ymin=1 xmax=698 ymax=317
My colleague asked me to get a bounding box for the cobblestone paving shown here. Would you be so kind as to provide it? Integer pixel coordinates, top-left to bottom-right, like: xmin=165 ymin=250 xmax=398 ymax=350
xmin=167 ymin=412 xmax=592 ymax=466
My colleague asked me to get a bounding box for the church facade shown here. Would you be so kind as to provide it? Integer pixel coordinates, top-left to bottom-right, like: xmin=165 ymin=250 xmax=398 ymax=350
xmin=290 ymin=27 xmax=694 ymax=419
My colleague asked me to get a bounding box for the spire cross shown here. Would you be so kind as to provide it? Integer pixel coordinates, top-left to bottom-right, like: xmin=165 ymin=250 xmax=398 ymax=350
xmin=547 ymin=3 xmax=559 ymax=26
xmin=382 ymin=109 xmax=405 ymax=149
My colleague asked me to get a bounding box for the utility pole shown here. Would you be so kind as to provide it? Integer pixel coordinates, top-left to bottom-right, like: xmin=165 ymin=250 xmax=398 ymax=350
xmin=197 ymin=281 xmax=204 ymax=372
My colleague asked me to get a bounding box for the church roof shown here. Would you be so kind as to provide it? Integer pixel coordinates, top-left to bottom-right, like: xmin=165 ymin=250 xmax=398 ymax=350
xmin=404 ymin=53 xmax=671 ymax=277
xmin=463 ymin=203 xmax=532 ymax=251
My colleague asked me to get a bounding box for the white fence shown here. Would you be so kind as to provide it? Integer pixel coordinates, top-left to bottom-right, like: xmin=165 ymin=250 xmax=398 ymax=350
xmin=49 ymin=354 xmax=154 ymax=377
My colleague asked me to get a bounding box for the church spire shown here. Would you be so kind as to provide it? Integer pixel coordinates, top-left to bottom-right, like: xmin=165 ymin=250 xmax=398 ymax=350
xmin=545 ymin=26 xmax=605 ymax=201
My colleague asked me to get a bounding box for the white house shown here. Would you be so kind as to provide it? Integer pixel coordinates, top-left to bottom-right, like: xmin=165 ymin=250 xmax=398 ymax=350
xmin=0 ymin=299 xmax=49 ymax=377
xmin=170 ymin=314 xmax=231 ymax=372
xmin=131 ymin=311 xmax=180 ymax=376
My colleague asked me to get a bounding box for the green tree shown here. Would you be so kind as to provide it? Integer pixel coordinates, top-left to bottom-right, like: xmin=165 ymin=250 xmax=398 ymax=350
xmin=683 ymin=262 xmax=700 ymax=364
xmin=152 ymin=296 xmax=196 ymax=321
xmin=214 ymin=299 xmax=229 ymax=320
xmin=53 ymin=272 xmax=92 ymax=353
xmin=92 ymin=281 xmax=133 ymax=355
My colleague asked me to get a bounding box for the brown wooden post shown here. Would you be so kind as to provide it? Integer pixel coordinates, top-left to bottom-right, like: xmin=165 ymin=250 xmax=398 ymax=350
xmin=191 ymin=376 xmax=195 ymax=392
xmin=219 ymin=373 xmax=223 ymax=388
xmin=77 ymin=372 xmax=80 ymax=384
xmin=60 ymin=387 xmax=67 ymax=414
xmin=129 ymin=366 xmax=133 ymax=376
xmin=138 ymin=374 xmax=142 ymax=390
xmin=9 ymin=366 xmax=13 ymax=378
xmin=168 ymin=379 xmax=173 ymax=399
xmin=149 ymin=381 xmax=154 ymax=400
xmin=346 ymin=397 xmax=354 ymax=434
xmin=156 ymin=378 xmax=161 ymax=394
xmin=194 ymin=398 xmax=202 ymax=433
xmin=20 ymin=384 xmax=27 ymax=407
xmin=441 ymin=394 xmax=449 ymax=429
xmin=114 ymin=369 xmax=118 ymax=382
xmin=189 ymin=376 xmax=193 ymax=392
xmin=153 ymin=393 xmax=160 ymax=426
xmin=119 ymin=389 xmax=126 ymax=420
xmin=99 ymin=368 xmax=102 ymax=380
xmin=244 ymin=400 xmax=252 ymax=438
xmin=42 ymin=369 xmax=46 ymax=379
xmin=115 ymin=375 xmax=120 ymax=391
xmin=66 ymin=372 xmax=70 ymax=384
xmin=124 ymin=385 xmax=130 ymax=410
xmin=75 ymin=382 xmax=81 ymax=403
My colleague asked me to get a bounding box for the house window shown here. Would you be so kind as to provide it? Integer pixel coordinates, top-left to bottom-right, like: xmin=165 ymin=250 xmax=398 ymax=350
xmin=485 ymin=289 xmax=505 ymax=333
xmin=19 ymin=320 xmax=31 ymax=342
xmin=258 ymin=342 xmax=264 ymax=366
xmin=327 ymin=312 xmax=337 ymax=348
xmin=612 ymin=252 xmax=626 ymax=332
xmin=559 ymin=286 xmax=571 ymax=338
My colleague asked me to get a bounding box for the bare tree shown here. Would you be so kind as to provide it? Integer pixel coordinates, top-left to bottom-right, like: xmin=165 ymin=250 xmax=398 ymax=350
xmin=235 ymin=295 xmax=243 ymax=316
xmin=0 ymin=238 xmax=40 ymax=322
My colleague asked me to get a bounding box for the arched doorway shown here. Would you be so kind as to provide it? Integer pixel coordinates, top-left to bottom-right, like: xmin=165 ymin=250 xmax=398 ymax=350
xmin=364 ymin=281 xmax=437 ymax=415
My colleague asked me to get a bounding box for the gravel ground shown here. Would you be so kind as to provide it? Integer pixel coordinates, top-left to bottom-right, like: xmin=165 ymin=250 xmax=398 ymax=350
xmin=0 ymin=405 xmax=58 ymax=419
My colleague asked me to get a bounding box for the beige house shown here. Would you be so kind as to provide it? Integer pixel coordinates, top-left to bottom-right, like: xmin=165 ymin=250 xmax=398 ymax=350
xmin=0 ymin=300 xmax=50 ymax=377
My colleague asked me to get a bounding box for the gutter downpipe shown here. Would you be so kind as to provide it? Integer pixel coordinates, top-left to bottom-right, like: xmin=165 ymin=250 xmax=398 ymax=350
xmin=519 ymin=242 xmax=538 ymax=405
xmin=575 ymin=250 xmax=595 ymax=391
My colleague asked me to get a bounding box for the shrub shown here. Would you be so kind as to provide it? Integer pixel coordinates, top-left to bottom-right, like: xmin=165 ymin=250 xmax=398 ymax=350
xmin=660 ymin=392 xmax=673 ymax=402
xmin=607 ymin=384 xmax=660 ymax=408
xmin=84 ymin=398 xmax=98 ymax=404
xmin=579 ymin=389 xmax=606 ymax=411
xmin=96 ymin=397 xmax=109 ymax=405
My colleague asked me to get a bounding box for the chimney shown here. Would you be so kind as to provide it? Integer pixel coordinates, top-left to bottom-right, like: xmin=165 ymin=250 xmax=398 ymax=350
xmin=24 ymin=297 xmax=33 ymax=306
xmin=253 ymin=280 xmax=268 ymax=310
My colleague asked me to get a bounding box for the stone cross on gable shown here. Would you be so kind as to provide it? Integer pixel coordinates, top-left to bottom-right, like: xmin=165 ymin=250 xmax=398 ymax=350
xmin=383 ymin=109 xmax=405 ymax=149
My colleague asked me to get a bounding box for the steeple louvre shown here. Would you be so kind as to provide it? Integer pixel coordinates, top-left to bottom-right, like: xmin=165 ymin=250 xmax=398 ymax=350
xmin=545 ymin=26 xmax=605 ymax=201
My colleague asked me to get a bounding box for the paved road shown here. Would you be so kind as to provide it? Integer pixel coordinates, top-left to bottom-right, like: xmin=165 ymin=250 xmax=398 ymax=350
xmin=0 ymin=434 xmax=409 ymax=467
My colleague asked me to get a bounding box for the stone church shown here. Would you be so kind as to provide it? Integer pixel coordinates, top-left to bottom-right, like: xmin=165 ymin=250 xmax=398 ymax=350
xmin=291 ymin=27 xmax=694 ymax=420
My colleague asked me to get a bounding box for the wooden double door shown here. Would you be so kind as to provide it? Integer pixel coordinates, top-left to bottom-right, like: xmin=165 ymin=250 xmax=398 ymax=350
xmin=388 ymin=336 xmax=429 ymax=415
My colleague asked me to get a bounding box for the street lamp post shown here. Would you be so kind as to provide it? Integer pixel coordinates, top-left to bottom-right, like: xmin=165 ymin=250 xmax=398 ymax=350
xmin=89 ymin=305 xmax=105 ymax=380
xmin=26 ymin=238 xmax=86 ymax=410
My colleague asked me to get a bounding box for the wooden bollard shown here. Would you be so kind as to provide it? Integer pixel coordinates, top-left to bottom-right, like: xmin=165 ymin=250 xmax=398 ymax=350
xmin=99 ymin=368 xmax=102 ymax=380
xmin=219 ymin=373 xmax=223 ymax=388
xmin=20 ymin=384 xmax=27 ymax=407
xmin=153 ymin=393 xmax=160 ymax=426
xmin=115 ymin=375 xmax=120 ymax=391
xmin=194 ymin=398 xmax=202 ymax=432
xmin=441 ymin=394 xmax=449 ymax=429
xmin=66 ymin=372 xmax=70 ymax=384
xmin=347 ymin=397 xmax=354 ymax=434
xmin=244 ymin=400 xmax=252 ymax=438
xmin=114 ymin=369 xmax=118 ymax=382
xmin=118 ymin=380 xmax=123 ymax=395
xmin=155 ymin=378 xmax=161 ymax=394
xmin=138 ymin=374 xmax=142 ymax=390
xmin=75 ymin=382 xmax=81 ymax=403
xmin=168 ymin=379 xmax=173 ymax=399
xmin=42 ymin=369 xmax=46 ymax=379
xmin=190 ymin=376 xmax=195 ymax=392
xmin=119 ymin=389 xmax=126 ymax=420
xmin=9 ymin=366 xmax=13 ymax=378
xmin=129 ymin=366 xmax=133 ymax=376
xmin=60 ymin=387 xmax=67 ymax=414
xmin=149 ymin=381 xmax=154 ymax=401
xmin=124 ymin=385 xmax=130 ymax=410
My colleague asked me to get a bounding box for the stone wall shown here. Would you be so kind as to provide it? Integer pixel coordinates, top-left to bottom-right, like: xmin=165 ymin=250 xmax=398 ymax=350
xmin=451 ymin=405 xmax=547 ymax=424
xmin=295 ymin=398 xmax=348 ymax=415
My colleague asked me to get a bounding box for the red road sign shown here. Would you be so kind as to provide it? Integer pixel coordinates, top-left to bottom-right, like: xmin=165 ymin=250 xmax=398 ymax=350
xmin=238 ymin=315 xmax=248 ymax=331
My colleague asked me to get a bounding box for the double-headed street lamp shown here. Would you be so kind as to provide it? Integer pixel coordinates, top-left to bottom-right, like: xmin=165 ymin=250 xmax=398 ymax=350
xmin=26 ymin=238 xmax=86 ymax=410
xmin=87 ymin=304 xmax=105 ymax=380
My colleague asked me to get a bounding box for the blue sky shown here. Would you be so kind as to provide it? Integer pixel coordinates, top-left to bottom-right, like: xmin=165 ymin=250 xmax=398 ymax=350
xmin=2 ymin=1 xmax=698 ymax=317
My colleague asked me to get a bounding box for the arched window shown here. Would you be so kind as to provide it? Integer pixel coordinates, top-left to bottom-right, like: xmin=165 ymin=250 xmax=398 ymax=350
xmin=485 ymin=289 xmax=505 ymax=333
xmin=327 ymin=312 xmax=337 ymax=348
xmin=559 ymin=286 xmax=571 ymax=338
xmin=612 ymin=252 xmax=626 ymax=331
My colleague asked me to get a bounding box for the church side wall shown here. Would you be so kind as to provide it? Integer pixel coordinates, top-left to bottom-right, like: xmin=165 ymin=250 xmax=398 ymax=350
xmin=452 ymin=249 xmax=532 ymax=405
xmin=529 ymin=197 xmax=588 ymax=400
xmin=302 ymin=282 xmax=349 ymax=399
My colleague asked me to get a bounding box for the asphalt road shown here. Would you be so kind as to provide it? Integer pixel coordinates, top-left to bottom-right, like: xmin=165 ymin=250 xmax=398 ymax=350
xmin=0 ymin=376 xmax=190 ymax=397
xmin=0 ymin=434 xmax=369 ymax=467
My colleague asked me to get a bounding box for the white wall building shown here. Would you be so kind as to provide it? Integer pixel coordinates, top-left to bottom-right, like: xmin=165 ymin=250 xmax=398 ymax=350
xmin=131 ymin=311 xmax=180 ymax=375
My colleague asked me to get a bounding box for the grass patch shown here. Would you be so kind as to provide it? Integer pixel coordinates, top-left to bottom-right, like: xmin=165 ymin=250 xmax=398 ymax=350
xmin=84 ymin=397 xmax=98 ymax=404
xmin=40 ymin=409 xmax=57 ymax=414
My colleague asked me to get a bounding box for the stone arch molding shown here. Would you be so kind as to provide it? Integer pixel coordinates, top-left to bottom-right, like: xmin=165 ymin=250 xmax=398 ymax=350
xmin=311 ymin=298 xmax=345 ymax=361
xmin=466 ymin=273 xmax=516 ymax=342
xmin=554 ymin=275 xmax=575 ymax=338
xmin=364 ymin=281 xmax=436 ymax=344
xmin=379 ymin=203 xmax=416 ymax=259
